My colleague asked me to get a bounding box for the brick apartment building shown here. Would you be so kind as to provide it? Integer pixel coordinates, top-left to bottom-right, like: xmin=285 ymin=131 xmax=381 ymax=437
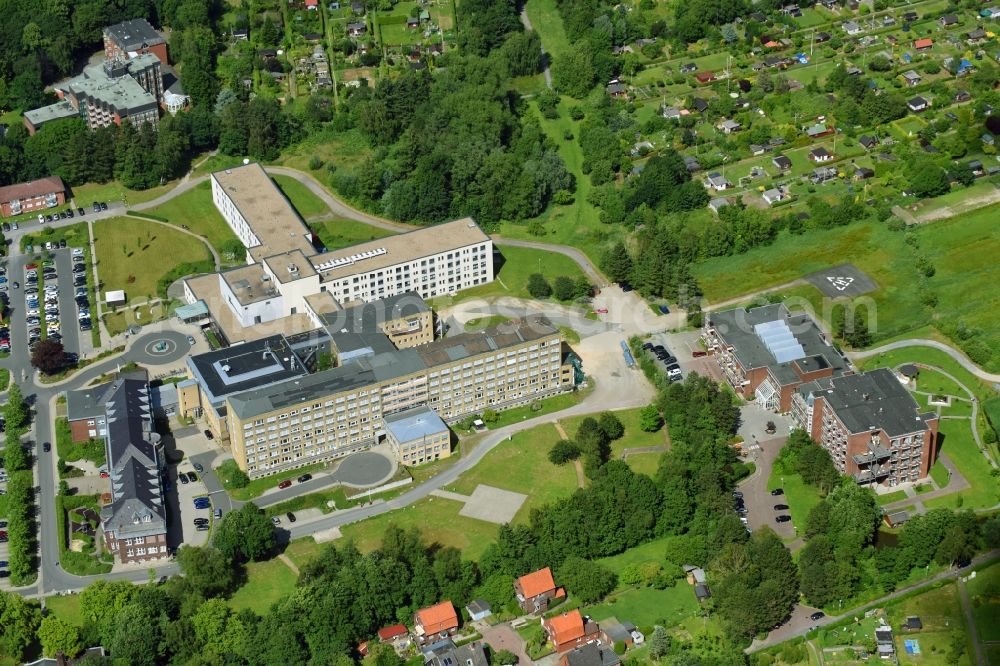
xmin=103 ymin=18 xmax=169 ymax=64
xmin=0 ymin=176 xmax=67 ymax=218
xmin=792 ymin=368 xmax=939 ymax=485
xmin=67 ymin=377 xmax=169 ymax=565
xmin=703 ymin=304 xmax=849 ymax=412
xmin=514 ymin=567 xmax=565 ymax=614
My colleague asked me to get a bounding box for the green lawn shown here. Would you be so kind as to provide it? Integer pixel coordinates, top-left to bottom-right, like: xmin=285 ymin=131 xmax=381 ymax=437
xmin=694 ymin=205 xmax=1000 ymax=370
xmin=139 ymin=181 xmax=242 ymax=262
xmin=70 ymin=178 xmax=178 ymax=208
xmin=929 ymin=460 xmax=951 ymax=488
xmin=859 ymin=348 xmax=995 ymax=404
xmin=523 ymin=0 xmax=570 ymax=58
xmin=227 ymin=461 xmax=328 ymax=501
xmin=585 ymin=583 xmax=701 ymax=629
xmin=560 ymin=408 xmax=668 ymax=462
xmin=877 ymin=490 xmax=908 ymax=506
xmin=471 ymin=385 xmax=591 ymax=432
xmin=272 ymin=174 xmax=330 ymax=220
xmin=967 ymin=560 xmax=1000 ymax=643
xmin=55 ymin=417 xmax=107 ymax=466
xmin=44 ymin=594 xmax=84 ymax=626
xmin=768 ymin=462 xmax=823 ymax=537
xmin=338 ymin=496 xmax=500 ymax=560
xmin=446 ymin=422 xmax=579 ymax=520
xmin=94 ymin=216 xmax=214 ymax=303
xmin=885 ymin=583 xmax=973 ymax=666
xmin=0 ymin=368 xmax=9 ymax=392
xmin=924 ymin=419 xmax=999 ymax=511
xmin=596 ymin=536 xmax=670 ymax=573
xmin=444 ymin=244 xmax=589 ymax=302
xmin=914 ymin=368 xmax=967 ymax=399
xmin=496 ymin=100 xmax=620 ymax=270
xmin=283 ymin=538 xmax=324 ymax=570
xmin=624 ymin=451 xmax=661 ymax=477
xmin=228 ymin=557 xmax=300 ymax=615
xmin=310 ymin=217 xmax=394 ymax=251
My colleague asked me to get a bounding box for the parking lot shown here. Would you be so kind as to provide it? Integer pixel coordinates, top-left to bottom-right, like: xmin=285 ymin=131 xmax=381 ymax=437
xmin=2 ymin=247 xmax=92 ymax=364
xmin=170 ymin=458 xmax=213 ymax=549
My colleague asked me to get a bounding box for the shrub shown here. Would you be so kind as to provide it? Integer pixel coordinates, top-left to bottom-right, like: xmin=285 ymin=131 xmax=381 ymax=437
xmin=217 ymin=459 xmax=249 ymax=489
xmin=548 ymin=439 xmax=582 ymax=465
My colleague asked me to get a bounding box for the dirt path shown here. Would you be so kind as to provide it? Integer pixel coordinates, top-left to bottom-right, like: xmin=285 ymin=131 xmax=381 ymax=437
xmin=278 ymin=553 xmax=301 ymax=576
xmin=913 ymin=186 xmax=1000 ymax=224
xmin=552 ymin=422 xmax=585 ymax=488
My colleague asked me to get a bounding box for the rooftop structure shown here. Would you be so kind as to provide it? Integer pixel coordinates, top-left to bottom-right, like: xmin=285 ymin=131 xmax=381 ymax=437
xmin=103 ymin=18 xmax=167 ymax=62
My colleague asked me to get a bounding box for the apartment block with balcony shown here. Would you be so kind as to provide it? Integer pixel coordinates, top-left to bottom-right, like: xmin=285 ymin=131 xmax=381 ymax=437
xmin=0 ymin=176 xmax=67 ymax=218
xmin=703 ymin=304 xmax=849 ymax=412
xmin=792 ymin=368 xmax=938 ymax=486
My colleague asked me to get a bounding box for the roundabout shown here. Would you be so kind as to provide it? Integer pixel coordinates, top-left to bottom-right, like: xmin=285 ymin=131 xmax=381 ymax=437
xmin=126 ymin=330 xmax=193 ymax=365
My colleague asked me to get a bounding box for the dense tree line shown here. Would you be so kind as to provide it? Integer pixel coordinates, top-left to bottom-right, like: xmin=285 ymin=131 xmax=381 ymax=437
xmin=336 ymin=57 xmax=573 ymax=227
xmin=3 ymin=384 xmax=36 ymax=586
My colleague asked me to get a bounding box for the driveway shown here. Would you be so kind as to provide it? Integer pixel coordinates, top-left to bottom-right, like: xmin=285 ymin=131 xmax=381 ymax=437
xmin=736 ymin=407 xmax=795 ymax=539
xmin=481 ymin=623 xmax=532 ymax=666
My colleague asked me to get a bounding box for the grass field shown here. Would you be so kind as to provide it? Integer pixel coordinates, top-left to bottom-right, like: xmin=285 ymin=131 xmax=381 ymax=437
xmin=71 ymin=178 xmax=178 ymax=208
xmin=877 ymin=489 xmax=908 ymax=505
xmin=94 ymin=217 xmax=214 ymax=303
xmin=924 ymin=419 xmax=999 ymax=510
xmin=559 ymin=408 xmax=668 ymax=461
xmin=338 ymin=496 xmax=500 ymax=560
xmin=914 ymin=368 xmax=967 ymax=399
xmin=441 ymin=244 xmax=589 ymax=302
xmin=586 ymin=583 xmax=700 ymax=629
xmin=497 ymin=100 xmax=620 ymax=270
xmin=139 ymin=181 xmax=242 ymax=262
xmin=859 ymin=348 xmax=995 ymax=404
xmin=886 ymin=583 xmax=973 ymax=666
xmin=272 ymin=175 xmax=331 ymax=220
xmin=967 ymin=560 xmax=1000 ymax=643
xmin=596 ymin=536 xmax=669 ymax=572
xmin=523 ymin=0 xmax=570 ymax=59
xmin=929 ymin=460 xmax=951 ymax=488
xmin=310 ymin=217 xmax=394 ymax=251
xmin=45 ymin=593 xmax=84 ymax=626
xmin=284 ymin=538 xmax=324 ymax=569
xmin=696 ymin=205 xmax=1000 ymax=369
xmin=228 ymin=557 xmax=299 ymax=615
xmin=446 ymin=422 xmax=579 ymax=520
xmin=624 ymin=451 xmax=661 ymax=476
xmin=768 ymin=462 xmax=822 ymax=536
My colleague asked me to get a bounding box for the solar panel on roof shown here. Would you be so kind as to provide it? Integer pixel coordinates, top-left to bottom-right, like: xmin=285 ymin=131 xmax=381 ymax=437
xmin=754 ymin=320 xmax=805 ymax=364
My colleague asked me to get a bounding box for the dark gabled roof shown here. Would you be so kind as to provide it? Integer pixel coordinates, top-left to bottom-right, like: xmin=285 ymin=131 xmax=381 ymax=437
xmin=564 ymin=643 xmax=621 ymax=666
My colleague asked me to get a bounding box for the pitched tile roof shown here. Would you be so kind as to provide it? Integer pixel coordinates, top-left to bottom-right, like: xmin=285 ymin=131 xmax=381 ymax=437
xmin=0 ymin=176 xmax=67 ymax=204
xmin=416 ymin=601 xmax=458 ymax=635
xmin=518 ymin=567 xmax=557 ymax=598
xmin=547 ymin=610 xmax=585 ymax=646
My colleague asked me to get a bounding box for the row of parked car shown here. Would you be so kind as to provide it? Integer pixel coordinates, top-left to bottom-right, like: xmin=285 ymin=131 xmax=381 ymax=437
xmin=642 ymin=341 xmax=684 ymax=382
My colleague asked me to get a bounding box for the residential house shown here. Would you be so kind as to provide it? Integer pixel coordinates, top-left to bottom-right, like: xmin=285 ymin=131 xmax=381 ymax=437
xmin=902 ymin=70 xmax=922 ymax=86
xmin=683 ymin=156 xmax=702 ymax=172
xmin=377 ymin=625 xmax=411 ymax=652
xmin=808 ymin=146 xmax=833 ymax=162
xmin=908 ymin=96 xmax=929 ymax=112
xmin=683 ymin=565 xmax=707 ymax=586
xmin=543 ymin=610 xmax=600 ymax=653
xmin=679 ymin=63 xmax=698 ymax=73
xmin=662 ymin=106 xmax=681 ymax=120
xmin=859 ymin=135 xmax=878 ymax=150
xmin=709 ymin=197 xmax=730 ymax=213
xmin=875 ymin=620 xmax=895 ymax=659
xmin=854 ymin=167 xmax=875 ymax=180
xmin=772 ymin=155 xmax=792 ymax=171
xmin=423 ymin=640 xmax=489 ymax=666
xmin=904 ymin=616 xmax=923 ymax=631
xmin=954 ymin=90 xmax=971 ymax=102
xmin=559 ymin=642 xmax=621 ymax=666
xmin=762 ymin=188 xmax=787 ymax=205
xmin=606 ymin=81 xmax=627 ymax=98
xmin=843 ymin=21 xmax=862 ymax=35
xmin=805 ymin=123 xmax=833 ymax=139
xmin=811 ymin=166 xmax=839 ymax=183
xmin=695 ymin=584 xmax=712 ymax=602
xmin=407 ymin=16 xmax=420 ymax=29
xmin=233 ymin=27 xmax=249 ymax=40
xmin=750 ymin=144 xmax=766 ymax=156
xmin=414 ymin=601 xmax=459 ymax=645
xmin=348 ymin=22 xmax=367 ymax=36
xmin=600 ymin=619 xmax=643 ymax=650
xmin=0 ymin=175 xmax=67 ymax=218
xmin=695 ymin=71 xmax=717 ymax=84
xmin=967 ymin=28 xmax=988 ymax=44
xmin=968 ymin=159 xmax=984 ymax=176
xmin=901 ymin=11 xmax=918 ymax=22
xmin=984 ymin=133 xmax=996 ymax=147
xmin=939 ymin=15 xmax=958 ymax=27
xmin=690 ymin=98 xmax=709 ymax=113
xmin=815 ymin=31 xmax=831 ymax=43
xmin=717 ymin=119 xmax=741 ymax=134
xmin=466 ymin=600 xmax=492 ymax=622
xmin=515 ymin=567 xmax=565 ymax=614
xmin=913 ymin=38 xmax=934 ymax=50
xmin=705 ymin=172 xmax=733 ymax=190
xmin=306 ymin=0 xmax=319 ymax=8
xmin=884 ymin=510 xmax=910 ymax=527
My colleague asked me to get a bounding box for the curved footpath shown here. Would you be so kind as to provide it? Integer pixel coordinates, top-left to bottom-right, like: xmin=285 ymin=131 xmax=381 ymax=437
xmin=847 ymin=339 xmax=1000 ymax=384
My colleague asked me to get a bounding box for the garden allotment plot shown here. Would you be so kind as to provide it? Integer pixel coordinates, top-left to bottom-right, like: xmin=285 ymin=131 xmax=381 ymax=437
xmin=805 ymin=263 xmax=877 ymax=298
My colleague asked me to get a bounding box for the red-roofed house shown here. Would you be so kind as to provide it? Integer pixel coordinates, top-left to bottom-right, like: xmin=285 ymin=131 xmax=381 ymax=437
xmin=515 ymin=567 xmax=566 ymax=614
xmin=0 ymin=175 xmax=67 ymax=218
xmin=377 ymin=624 xmax=411 ymax=652
xmin=913 ymin=38 xmax=933 ymax=50
xmin=305 ymin=0 xmax=319 ymax=8
xmin=694 ymin=71 xmax=716 ymax=84
xmin=414 ymin=601 xmax=459 ymax=645
xmin=543 ymin=610 xmax=600 ymax=653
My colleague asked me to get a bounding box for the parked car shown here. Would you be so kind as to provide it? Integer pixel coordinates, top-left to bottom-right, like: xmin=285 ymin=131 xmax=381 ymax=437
xmin=297 ymin=474 xmax=312 ymax=483
xmin=773 ymin=504 xmax=789 ymax=511
xmin=186 ymin=471 xmax=198 ymax=483
xmin=42 ymin=442 xmax=50 ymax=452
xmin=285 ymin=512 xmax=297 ymax=523
xmin=278 ymin=479 xmax=292 ymax=489
xmin=192 ymin=462 xmax=204 ymax=473
xmin=809 ymin=612 xmax=825 ymax=621
xmin=775 ymin=515 xmax=792 ymax=523
xmin=271 ymin=516 xmax=280 ymax=525
xmin=178 ymin=474 xmax=189 ymax=485
xmin=203 ymin=429 xmax=214 ymax=440
xmin=770 ymin=488 xmax=784 ymax=496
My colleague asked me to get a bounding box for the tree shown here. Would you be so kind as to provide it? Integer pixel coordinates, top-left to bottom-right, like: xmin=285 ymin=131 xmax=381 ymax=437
xmin=639 ymin=404 xmax=663 ymax=432
xmin=599 ymin=412 xmax=625 ymax=441
xmin=31 ymin=338 xmax=68 ymax=375
xmin=548 ymin=439 xmax=582 ymax=465
xmin=647 ymin=626 xmax=671 ymax=660
xmin=176 ymin=546 xmax=236 ymax=596
xmin=909 ymin=163 xmax=950 ymax=198
xmin=0 ymin=591 xmax=42 ymax=660
xmin=601 ymin=242 xmax=633 ymax=284
xmin=38 ymin=615 xmax=82 ymax=659
xmin=492 ymin=648 xmax=518 ymax=665
xmin=217 ymin=459 xmax=249 ymax=489
xmin=213 ymin=502 xmax=276 ymax=563
xmin=556 ymin=556 xmax=617 ymax=603
xmin=527 ymin=273 xmax=552 ymax=298
xmin=4 ymin=382 xmax=27 ymax=432
xmin=552 ymin=276 xmax=576 ymax=301
xmin=553 ymin=48 xmax=596 ymax=98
